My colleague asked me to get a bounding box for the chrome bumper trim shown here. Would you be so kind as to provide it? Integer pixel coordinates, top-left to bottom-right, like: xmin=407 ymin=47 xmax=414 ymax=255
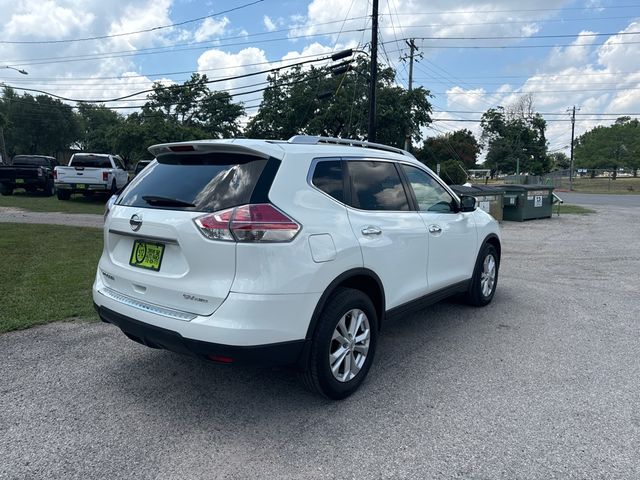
xmin=97 ymin=287 xmax=196 ymax=321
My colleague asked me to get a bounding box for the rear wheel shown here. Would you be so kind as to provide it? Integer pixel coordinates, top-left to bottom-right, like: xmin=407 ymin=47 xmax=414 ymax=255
xmin=57 ymin=189 xmax=71 ymax=200
xmin=302 ymin=288 xmax=378 ymax=400
xmin=0 ymin=183 xmax=13 ymax=196
xmin=465 ymin=243 xmax=499 ymax=306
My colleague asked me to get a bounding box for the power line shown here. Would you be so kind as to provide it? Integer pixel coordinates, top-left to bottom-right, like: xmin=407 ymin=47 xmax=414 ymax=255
xmin=0 ymin=0 xmax=264 ymax=45
xmin=0 ymin=51 xmax=335 ymax=83
xmin=1 ymin=52 xmax=349 ymax=103
xmin=5 ymin=28 xmax=640 ymax=68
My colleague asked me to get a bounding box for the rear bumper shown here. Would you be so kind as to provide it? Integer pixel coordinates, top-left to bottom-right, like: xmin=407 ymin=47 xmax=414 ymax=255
xmin=55 ymin=182 xmax=110 ymax=192
xmin=2 ymin=178 xmax=44 ymax=186
xmin=96 ymin=304 xmax=307 ymax=366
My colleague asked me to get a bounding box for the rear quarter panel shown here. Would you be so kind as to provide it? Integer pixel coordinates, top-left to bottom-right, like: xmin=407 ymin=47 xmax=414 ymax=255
xmin=231 ymin=152 xmax=363 ymax=295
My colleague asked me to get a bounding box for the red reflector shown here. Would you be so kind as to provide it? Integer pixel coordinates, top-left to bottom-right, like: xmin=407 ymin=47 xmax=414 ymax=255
xmin=169 ymin=145 xmax=195 ymax=152
xmin=102 ymin=171 xmax=109 ymax=181
xmin=207 ymin=354 xmax=234 ymax=364
xmin=53 ymin=170 xmax=57 ymax=179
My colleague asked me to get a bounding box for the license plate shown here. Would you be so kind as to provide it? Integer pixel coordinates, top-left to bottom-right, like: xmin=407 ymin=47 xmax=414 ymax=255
xmin=76 ymin=184 xmax=86 ymax=189
xmin=15 ymin=179 xmax=24 ymax=184
xmin=129 ymin=240 xmax=165 ymax=271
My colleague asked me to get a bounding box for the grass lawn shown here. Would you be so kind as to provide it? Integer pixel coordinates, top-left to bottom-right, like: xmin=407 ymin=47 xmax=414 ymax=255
xmin=0 ymin=190 xmax=106 ymax=214
xmin=556 ymin=204 xmax=596 ymax=215
xmin=0 ymin=223 xmax=102 ymax=333
xmin=569 ymin=177 xmax=640 ymax=194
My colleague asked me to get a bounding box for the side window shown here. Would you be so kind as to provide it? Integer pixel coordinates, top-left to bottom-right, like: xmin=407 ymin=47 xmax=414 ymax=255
xmin=114 ymin=157 xmax=125 ymax=170
xmin=348 ymin=161 xmax=409 ymax=211
xmin=312 ymin=161 xmax=344 ymax=203
xmin=401 ymin=164 xmax=455 ymax=213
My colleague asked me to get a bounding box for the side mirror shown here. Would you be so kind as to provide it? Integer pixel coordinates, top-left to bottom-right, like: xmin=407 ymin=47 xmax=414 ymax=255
xmin=459 ymin=195 xmax=476 ymax=212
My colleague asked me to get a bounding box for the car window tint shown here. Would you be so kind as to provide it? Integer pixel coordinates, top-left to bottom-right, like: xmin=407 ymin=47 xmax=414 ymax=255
xmin=117 ymin=153 xmax=268 ymax=212
xmin=401 ymin=164 xmax=455 ymax=213
xmin=312 ymin=161 xmax=344 ymax=203
xmin=348 ymin=161 xmax=409 ymax=211
xmin=71 ymin=155 xmax=112 ymax=168
xmin=12 ymin=156 xmax=50 ymax=166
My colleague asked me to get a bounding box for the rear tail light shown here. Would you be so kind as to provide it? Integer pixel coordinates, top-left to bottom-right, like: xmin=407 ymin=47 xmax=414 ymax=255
xmin=53 ymin=169 xmax=57 ymax=179
xmin=102 ymin=171 xmax=109 ymax=181
xmin=195 ymin=204 xmax=300 ymax=243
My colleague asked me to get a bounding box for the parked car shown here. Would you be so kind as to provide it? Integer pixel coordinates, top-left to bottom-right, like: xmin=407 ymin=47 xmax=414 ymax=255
xmin=0 ymin=155 xmax=58 ymax=196
xmin=54 ymin=153 xmax=128 ymax=200
xmin=93 ymin=136 xmax=501 ymax=399
xmin=133 ymin=159 xmax=153 ymax=177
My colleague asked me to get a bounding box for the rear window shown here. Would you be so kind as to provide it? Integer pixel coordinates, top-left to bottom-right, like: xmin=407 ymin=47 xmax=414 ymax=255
xmin=117 ymin=153 xmax=269 ymax=212
xmin=71 ymin=154 xmax=112 ymax=168
xmin=13 ymin=156 xmax=50 ymax=166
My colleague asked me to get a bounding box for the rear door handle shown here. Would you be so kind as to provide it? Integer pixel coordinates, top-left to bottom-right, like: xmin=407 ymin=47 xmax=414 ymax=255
xmin=361 ymin=226 xmax=382 ymax=236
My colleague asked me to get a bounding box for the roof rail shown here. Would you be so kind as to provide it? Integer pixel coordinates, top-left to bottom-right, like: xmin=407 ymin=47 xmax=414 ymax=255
xmin=288 ymin=135 xmax=415 ymax=158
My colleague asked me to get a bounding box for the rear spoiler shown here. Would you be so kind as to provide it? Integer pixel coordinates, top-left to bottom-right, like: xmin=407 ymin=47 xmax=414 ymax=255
xmin=148 ymin=141 xmax=285 ymax=160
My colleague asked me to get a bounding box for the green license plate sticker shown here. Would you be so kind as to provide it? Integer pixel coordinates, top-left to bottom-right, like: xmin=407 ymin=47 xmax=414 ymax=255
xmin=129 ymin=240 xmax=165 ymax=271
xmin=15 ymin=179 xmax=24 ymax=184
xmin=76 ymin=184 xmax=86 ymax=189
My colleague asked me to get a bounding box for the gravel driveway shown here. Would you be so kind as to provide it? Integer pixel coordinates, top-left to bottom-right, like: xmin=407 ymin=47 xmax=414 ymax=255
xmin=1 ymin=206 xmax=639 ymax=479
xmin=0 ymin=207 xmax=103 ymax=228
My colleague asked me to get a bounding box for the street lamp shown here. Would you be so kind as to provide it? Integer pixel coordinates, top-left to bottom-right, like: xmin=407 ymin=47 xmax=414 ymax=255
xmin=1 ymin=66 xmax=28 ymax=75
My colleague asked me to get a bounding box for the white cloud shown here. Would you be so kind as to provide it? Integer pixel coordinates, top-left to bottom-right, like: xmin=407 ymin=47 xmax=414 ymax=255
xmin=194 ymin=17 xmax=230 ymax=42
xmin=263 ymin=15 xmax=276 ymax=32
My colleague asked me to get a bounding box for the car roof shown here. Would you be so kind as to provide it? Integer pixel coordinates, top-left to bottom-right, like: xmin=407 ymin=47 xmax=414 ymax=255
xmin=148 ymin=137 xmax=423 ymax=167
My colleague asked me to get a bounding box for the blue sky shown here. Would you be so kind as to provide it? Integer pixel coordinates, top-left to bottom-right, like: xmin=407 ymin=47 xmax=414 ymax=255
xmin=0 ymin=0 xmax=639 ymax=155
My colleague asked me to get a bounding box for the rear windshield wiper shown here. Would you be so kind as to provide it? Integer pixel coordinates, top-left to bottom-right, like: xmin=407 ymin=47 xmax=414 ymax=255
xmin=142 ymin=195 xmax=195 ymax=208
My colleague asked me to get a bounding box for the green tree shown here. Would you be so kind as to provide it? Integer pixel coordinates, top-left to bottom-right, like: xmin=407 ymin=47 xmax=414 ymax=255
xmin=417 ymin=129 xmax=480 ymax=170
xmin=574 ymin=117 xmax=640 ymax=176
xmin=76 ymin=103 xmax=123 ymax=153
xmin=1 ymin=86 xmax=79 ymax=157
xmin=245 ymin=59 xmax=432 ymax=148
xmin=548 ymin=151 xmax=571 ymax=171
xmin=146 ymin=73 xmax=244 ymax=138
xmin=480 ymin=96 xmax=550 ymax=175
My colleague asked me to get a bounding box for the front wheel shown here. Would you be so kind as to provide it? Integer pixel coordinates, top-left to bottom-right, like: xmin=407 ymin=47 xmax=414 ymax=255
xmin=302 ymin=288 xmax=378 ymax=400
xmin=465 ymin=243 xmax=499 ymax=306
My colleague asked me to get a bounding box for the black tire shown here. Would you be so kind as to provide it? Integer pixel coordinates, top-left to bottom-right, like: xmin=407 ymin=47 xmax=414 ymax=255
xmin=57 ymin=189 xmax=71 ymax=200
xmin=0 ymin=184 xmax=13 ymax=196
xmin=302 ymin=287 xmax=378 ymax=400
xmin=44 ymin=180 xmax=55 ymax=197
xmin=465 ymin=243 xmax=499 ymax=307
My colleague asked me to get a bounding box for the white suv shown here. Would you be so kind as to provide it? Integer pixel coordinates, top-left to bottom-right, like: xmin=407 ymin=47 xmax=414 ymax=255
xmin=93 ymin=136 xmax=501 ymax=399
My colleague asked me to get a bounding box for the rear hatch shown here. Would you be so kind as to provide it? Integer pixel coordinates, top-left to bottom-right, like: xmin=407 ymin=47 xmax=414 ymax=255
xmin=100 ymin=145 xmax=280 ymax=316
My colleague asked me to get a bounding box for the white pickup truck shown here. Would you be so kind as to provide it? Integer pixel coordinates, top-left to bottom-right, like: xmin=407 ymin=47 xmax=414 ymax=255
xmin=54 ymin=153 xmax=128 ymax=200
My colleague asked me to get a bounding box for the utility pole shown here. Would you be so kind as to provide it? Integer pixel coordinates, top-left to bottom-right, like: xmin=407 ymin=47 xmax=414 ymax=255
xmin=568 ymin=105 xmax=580 ymax=190
xmin=368 ymin=0 xmax=379 ymax=143
xmin=404 ymin=39 xmax=418 ymax=151
xmin=0 ymin=126 xmax=7 ymax=165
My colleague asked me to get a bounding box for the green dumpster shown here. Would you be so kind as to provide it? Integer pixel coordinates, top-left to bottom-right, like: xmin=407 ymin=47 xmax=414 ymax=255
xmin=502 ymin=185 xmax=554 ymax=221
xmin=450 ymin=185 xmax=505 ymax=221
